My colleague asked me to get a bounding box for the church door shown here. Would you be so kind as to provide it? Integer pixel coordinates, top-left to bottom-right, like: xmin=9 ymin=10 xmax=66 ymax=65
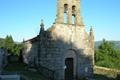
xmin=65 ymin=58 xmax=73 ymax=80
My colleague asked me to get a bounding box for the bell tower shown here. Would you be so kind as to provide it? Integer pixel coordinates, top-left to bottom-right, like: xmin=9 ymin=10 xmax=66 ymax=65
xmin=55 ymin=0 xmax=84 ymax=26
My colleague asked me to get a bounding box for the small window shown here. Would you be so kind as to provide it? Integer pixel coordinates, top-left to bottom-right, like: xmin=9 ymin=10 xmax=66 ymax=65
xmin=72 ymin=6 xmax=76 ymax=24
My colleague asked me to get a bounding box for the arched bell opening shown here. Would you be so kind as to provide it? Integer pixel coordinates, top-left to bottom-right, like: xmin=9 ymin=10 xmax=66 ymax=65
xmin=64 ymin=4 xmax=68 ymax=24
xmin=72 ymin=5 xmax=76 ymax=25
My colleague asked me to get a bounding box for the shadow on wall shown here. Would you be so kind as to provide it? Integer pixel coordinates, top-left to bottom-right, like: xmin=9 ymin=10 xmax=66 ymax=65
xmin=22 ymin=37 xmax=39 ymax=67
xmin=22 ymin=29 xmax=94 ymax=80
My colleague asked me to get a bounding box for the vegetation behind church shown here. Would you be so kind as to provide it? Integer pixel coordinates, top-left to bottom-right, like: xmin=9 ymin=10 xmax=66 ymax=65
xmin=95 ymin=39 xmax=120 ymax=70
xmin=0 ymin=35 xmax=22 ymax=56
xmin=0 ymin=36 xmax=120 ymax=70
xmin=95 ymin=41 xmax=120 ymax=50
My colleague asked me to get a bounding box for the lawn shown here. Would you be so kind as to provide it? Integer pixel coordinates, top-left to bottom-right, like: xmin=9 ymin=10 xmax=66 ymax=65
xmin=3 ymin=62 xmax=44 ymax=80
xmin=3 ymin=63 xmax=120 ymax=80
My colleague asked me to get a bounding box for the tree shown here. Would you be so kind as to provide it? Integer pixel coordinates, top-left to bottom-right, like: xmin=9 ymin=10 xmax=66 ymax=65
xmin=5 ymin=35 xmax=14 ymax=54
xmin=95 ymin=39 xmax=120 ymax=70
xmin=98 ymin=39 xmax=116 ymax=55
xmin=0 ymin=38 xmax=5 ymax=48
xmin=4 ymin=35 xmax=23 ymax=56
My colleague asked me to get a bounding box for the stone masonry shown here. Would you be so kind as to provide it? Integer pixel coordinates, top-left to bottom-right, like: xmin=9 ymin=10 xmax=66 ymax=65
xmin=22 ymin=0 xmax=94 ymax=80
xmin=0 ymin=48 xmax=7 ymax=73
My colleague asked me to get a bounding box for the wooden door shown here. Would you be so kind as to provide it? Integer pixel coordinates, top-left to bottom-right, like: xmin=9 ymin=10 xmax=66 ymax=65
xmin=65 ymin=58 xmax=73 ymax=80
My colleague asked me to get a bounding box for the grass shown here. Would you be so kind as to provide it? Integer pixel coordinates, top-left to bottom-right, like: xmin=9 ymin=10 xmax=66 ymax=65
xmin=3 ymin=62 xmax=44 ymax=80
xmin=3 ymin=63 xmax=120 ymax=80
xmin=94 ymin=74 xmax=116 ymax=80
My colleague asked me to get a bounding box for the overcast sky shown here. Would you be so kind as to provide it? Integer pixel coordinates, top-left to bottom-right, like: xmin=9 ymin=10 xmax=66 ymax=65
xmin=0 ymin=0 xmax=120 ymax=42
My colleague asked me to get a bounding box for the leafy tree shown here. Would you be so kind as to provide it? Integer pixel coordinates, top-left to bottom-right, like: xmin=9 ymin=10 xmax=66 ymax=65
xmin=95 ymin=39 xmax=120 ymax=70
xmin=0 ymin=35 xmax=23 ymax=56
xmin=0 ymin=38 xmax=5 ymax=48
xmin=5 ymin=35 xmax=14 ymax=54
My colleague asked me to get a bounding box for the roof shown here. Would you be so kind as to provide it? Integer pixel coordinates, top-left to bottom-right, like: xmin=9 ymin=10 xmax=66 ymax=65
xmin=23 ymin=35 xmax=40 ymax=43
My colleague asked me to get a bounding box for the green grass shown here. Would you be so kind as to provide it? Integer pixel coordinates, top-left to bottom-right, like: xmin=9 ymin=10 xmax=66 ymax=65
xmin=3 ymin=63 xmax=120 ymax=80
xmin=94 ymin=74 xmax=116 ymax=80
xmin=3 ymin=62 xmax=44 ymax=80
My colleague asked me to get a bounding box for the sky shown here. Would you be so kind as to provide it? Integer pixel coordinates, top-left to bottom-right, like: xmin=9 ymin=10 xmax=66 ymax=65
xmin=0 ymin=0 xmax=120 ymax=42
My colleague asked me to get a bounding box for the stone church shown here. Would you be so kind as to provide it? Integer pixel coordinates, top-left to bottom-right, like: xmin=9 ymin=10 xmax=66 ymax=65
xmin=23 ymin=0 xmax=94 ymax=80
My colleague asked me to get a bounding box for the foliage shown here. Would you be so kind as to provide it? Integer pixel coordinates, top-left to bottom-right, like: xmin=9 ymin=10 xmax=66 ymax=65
xmin=0 ymin=35 xmax=22 ymax=56
xmin=4 ymin=35 xmax=14 ymax=54
xmin=0 ymin=38 xmax=5 ymax=48
xmin=95 ymin=39 xmax=120 ymax=70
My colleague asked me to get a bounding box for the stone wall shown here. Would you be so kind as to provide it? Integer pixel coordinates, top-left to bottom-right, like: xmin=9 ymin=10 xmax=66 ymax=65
xmin=37 ymin=23 xmax=94 ymax=80
xmin=0 ymin=75 xmax=20 ymax=80
xmin=23 ymin=40 xmax=39 ymax=65
xmin=22 ymin=0 xmax=94 ymax=79
xmin=23 ymin=23 xmax=94 ymax=80
xmin=0 ymin=48 xmax=7 ymax=73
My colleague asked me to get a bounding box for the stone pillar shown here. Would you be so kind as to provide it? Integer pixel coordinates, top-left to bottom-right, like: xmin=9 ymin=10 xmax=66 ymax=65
xmin=74 ymin=0 xmax=84 ymax=26
xmin=89 ymin=27 xmax=94 ymax=49
xmin=39 ymin=19 xmax=45 ymax=35
xmin=89 ymin=26 xmax=94 ymax=66
xmin=55 ymin=0 xmax=64 ymax=24
xmin=67 ymin=4 xmax=72 ymax=24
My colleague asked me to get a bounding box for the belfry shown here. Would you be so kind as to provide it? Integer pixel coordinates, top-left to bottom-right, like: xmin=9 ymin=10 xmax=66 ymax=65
xmin=23 ymin=0 xmax=94 ymax=80
xmin=55 ymin=0 xmax=83 ymax=26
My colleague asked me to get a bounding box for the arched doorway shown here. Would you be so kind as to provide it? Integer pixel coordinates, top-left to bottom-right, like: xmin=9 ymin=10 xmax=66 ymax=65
xmin=65 ymin=58 xmax=73 ymax=80
xmin=64 ymin=49 xmax=77 ymax=80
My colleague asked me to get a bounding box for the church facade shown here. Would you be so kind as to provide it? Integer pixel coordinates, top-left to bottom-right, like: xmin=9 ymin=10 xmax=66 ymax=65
xmin=23 ymin=0 xmax=94 ymax=80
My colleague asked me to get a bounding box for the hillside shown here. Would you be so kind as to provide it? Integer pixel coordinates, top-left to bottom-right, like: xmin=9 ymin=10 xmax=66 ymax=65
xmin=95 ymin=41 xmax=120 ymax=50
